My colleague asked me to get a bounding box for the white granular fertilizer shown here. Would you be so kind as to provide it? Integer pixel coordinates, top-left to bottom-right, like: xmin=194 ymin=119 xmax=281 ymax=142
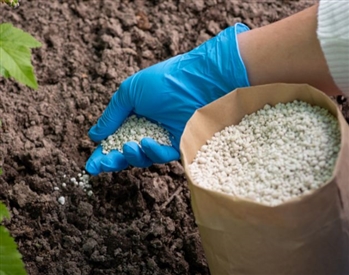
xmin=189 ymin=100 xmax=341 ymax=206
xmin=101 ymin=115 xmax=172 ymax=154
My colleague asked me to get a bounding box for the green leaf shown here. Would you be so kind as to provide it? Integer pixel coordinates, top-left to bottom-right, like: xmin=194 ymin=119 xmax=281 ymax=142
xmin=1 ymin=0 xmax=20 ymax=8
xmin=0 ymin=203 xmax=10 ymax=222
xmin=0 ymin=23 xmax=41 ymax=89
xmin=0 ymin=202 xmax=27 ymax=275
xmin=0 ymin=24 xmax=41 ymax=48
xmin=0 ymin=227 xmax=27 ymax=275
xmin=0 ymin=64 xmax=10 ymax=78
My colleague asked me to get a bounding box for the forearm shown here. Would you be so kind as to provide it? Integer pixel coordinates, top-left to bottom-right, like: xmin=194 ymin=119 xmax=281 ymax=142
xmin=237 ymin=4 xmax=342 ymax=96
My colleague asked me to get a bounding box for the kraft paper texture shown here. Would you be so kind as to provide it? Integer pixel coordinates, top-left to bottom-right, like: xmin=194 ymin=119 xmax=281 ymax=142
xmin=180 ymin=83 xmax=349 ymax=275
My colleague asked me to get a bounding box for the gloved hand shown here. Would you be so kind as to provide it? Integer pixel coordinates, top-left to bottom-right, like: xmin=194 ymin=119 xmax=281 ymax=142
xmin=86 ymin=23 xmax=250 ymax=175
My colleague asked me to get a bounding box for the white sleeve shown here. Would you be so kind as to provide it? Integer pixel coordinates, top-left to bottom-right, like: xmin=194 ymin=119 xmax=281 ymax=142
xmin=317 ymin=0 xmax=349 ymax=96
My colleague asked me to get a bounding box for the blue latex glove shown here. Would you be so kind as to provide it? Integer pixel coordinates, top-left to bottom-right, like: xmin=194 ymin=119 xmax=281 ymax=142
xmin=86 ymin=23 xmax=250 ymax=175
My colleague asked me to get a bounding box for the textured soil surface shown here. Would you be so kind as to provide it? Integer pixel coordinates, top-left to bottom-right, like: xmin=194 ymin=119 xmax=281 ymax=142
xmin=1 ymin=1 xmax=347 ymax=275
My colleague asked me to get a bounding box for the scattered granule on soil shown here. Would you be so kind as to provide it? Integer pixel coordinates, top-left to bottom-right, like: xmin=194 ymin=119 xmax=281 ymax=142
xmin=55 ymin=170 xmax=93 ymax=205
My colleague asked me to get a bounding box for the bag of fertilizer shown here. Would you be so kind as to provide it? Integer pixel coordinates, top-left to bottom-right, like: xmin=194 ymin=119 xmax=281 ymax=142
xmin=180 ymin=83 xmax=349 ymax=275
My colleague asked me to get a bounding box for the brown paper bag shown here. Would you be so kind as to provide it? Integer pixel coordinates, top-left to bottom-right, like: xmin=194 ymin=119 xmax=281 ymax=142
xmin=180 ymin=83 xmax=349 ymax=275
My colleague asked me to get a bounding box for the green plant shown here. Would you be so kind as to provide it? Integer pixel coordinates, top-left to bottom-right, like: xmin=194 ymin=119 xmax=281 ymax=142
xmin=0 ymin=0 xmax=20 ymax=8
xmin=0 ymin=196 xmax=27 ymax=275
xmin=1 ymin=2 xmax=41 ymax=274
xmin=0 ymin=23 xmax=42 ymax=89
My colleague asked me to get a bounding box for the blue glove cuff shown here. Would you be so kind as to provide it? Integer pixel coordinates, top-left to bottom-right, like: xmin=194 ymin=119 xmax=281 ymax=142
xmin=170 ymin=22 xmax=251 ymax=105
xmin=230 ymin=23 xmax=251 ymax=87
xmin=202 ymin=22 xmax=250 ymax=92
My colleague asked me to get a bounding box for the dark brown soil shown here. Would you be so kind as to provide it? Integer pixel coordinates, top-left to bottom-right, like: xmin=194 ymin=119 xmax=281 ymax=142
xmin=1 ymin=1 xmax=347 ymax=274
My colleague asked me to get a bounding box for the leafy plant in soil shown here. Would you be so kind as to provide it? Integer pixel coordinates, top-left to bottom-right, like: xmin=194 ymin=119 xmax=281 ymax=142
xmin=0 ymin=2 xmax=41 ymax=274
